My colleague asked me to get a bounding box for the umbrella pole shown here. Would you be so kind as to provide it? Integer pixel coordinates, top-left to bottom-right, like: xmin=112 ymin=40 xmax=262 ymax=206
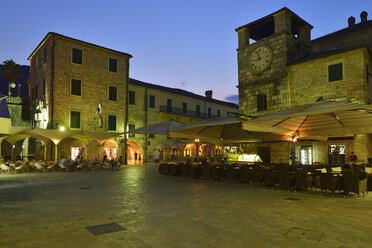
xmin=291 ymin=142 xmax=296 ymax=166
xmin=55 ymin=144 xmax=58 ymax=163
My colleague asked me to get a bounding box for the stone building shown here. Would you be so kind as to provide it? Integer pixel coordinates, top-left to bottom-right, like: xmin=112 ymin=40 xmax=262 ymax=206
xmin=28 ymin=32 xmax=132 ymax=161
xmin=127 ymin=78 xmax=238 ymax=162
xmin=236 ymin=8 xmax=372 ymax=165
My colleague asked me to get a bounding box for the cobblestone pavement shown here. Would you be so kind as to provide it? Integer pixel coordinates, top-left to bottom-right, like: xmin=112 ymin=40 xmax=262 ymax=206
xmin=0 ymin=164 xmax=371 ymax=248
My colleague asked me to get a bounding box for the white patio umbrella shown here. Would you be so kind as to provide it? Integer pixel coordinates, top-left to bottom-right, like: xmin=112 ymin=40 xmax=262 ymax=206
xmin=128 ymin=120 xmax=185 ymax=134
xmin=242 ymin=101 xmax=372 ymax=138
xmin=170 ymin=116 xmax=282 ymax=143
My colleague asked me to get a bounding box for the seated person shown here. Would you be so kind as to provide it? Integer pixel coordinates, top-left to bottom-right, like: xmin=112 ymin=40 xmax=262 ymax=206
xmin=223 ymin=157 xmax=231 ymax=166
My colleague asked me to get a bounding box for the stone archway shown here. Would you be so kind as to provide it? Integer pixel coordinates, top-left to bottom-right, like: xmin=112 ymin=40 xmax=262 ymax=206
xmin=103 ymin=139 xmax=119 ymax=160
xmin=128 ymin=141 xmax=143 ymax=164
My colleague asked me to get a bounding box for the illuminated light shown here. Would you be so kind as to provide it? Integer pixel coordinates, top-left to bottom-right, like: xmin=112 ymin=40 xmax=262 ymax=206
xmin=293 ymin=137 xmax=297 ymax=142
xmin=59 ymin=126 xmax=65 ymax=131
xmin=194 ymin=138 xmax=200 ymax=143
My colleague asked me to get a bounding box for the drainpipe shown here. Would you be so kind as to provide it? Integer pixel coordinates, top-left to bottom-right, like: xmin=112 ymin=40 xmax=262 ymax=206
xmin=124 ymin=58 xmax=130 ymax=165
xmin=50 ymin=35 xmax=55 ymax=161
xmin=144 ymin=87 xmax=148 ymax=161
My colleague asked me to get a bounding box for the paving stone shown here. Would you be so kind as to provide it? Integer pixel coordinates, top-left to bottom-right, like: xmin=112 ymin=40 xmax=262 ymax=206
xmin=0 ymin=165 xmax=371 ymax=247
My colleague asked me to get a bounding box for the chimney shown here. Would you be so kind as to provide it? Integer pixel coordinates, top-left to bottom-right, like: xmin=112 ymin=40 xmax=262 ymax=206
xmin=348 ymin=16 xmax=356 ymax=28
xmin=205 ymin=90 xmax=213 ymax=99
xmin=361 ymin=11 xmax=368 ymax=23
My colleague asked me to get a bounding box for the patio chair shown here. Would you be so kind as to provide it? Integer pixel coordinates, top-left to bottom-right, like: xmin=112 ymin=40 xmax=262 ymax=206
xmin=278 ymin=168 xmax=292 ymax=189
xmin=189 ymin=165 xmax=201 ymax=180
xmin=321 ymin=173 xmax=341 ymax=196
xmin=201 ymin=165 xmax=211 ymax=180
xmin=47 ymin=163 xmax=57 ymax=171
xmin=252 ymin=166 xmax=263 ymax=186
xmin=295 ymin=170 xmax=312 ymax=192
xmin=34 ymin=162 xmax=46 ymax=172
xmin=210 ymin=165 xmax=223 ymax=181
xmin=163 ymin=163 xmax=170 ymax=175
xmin=15 ymin=162 xmax=30 ymax=173
xmin=58 ymin=163 xmax=70 ymax=171
xmin=181 ymin=163 xmax=189 ymax=177
xmin=170 ymin=163 xmax=182 ymax=177
xmin=343 ymin=171 xmax=368 ymax=197
xmin=239 ymin=165 xmax=250 ymax=183
xmin=1 ymin=164 xmax=12 ymax=173
xmin=225 ymin=165 xmax=239 ymax=181
xmin=263 ymin=169 xmax=277 ymax=188
xmin=158 ymin=163 xmax=166 ymax=174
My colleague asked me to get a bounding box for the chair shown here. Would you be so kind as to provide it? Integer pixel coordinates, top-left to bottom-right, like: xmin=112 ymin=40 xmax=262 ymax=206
xmin=211 ymin=165 xmax=224 ymax=181
xmin=343 ymin=171 xmax=368 ymax=197
xmin=58 ymin=163 xmax=70 ymax=171
xmin=181 ymin=163 xmax=189 ymax=177
xmin=239 ymin=165 xmax=250 ymax=183
xmin=225 ymin=166 xmax=239 ymax=181
xmin=201 ymin=165 xmax=211 ymax=180
xmin=295 ymin=170 xmax=312 ymax=192
xmin=163 ymin=163 xmax=170 ymax=175
xmin=189 ymin=166 xmax=201 ymax=180
xmin=321 ymin=173 xmax=341 ymax=195
xmin=278 ymin=168 xmax=291 ymax=189
xmin=47 ymin=163 xmax=57 ymax=171
xmin=34 ymin=162 xmax=46 ymax=172
xmin=1 ymin=164 xmax=12 ymax=173
xmin=252 ymin=167 xmax=263 ymax=186
xmin=15 ymin=162 xmax=29 ymax=173
xmin=158 ymin=163 xmax=166 ymax=174
xmin=263 ymin=169 xmax=276 ymax=188
xmin=170 ymin=163 xmax=182 ymax=177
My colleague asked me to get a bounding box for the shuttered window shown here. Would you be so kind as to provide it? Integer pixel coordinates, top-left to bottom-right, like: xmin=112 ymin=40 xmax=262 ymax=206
xmin=70 ymin=111 xmax=81 ymax=129
xmin=108 ymin=115 xmax=117 ymax=131
xmin=109 ymin=58 xmax=117 ymax=72
xmin=129 ymin=124 xmax=135 ymax=137
xmin=71 ymin=79 xmax=81 ymax=96
xmin=129 ymin=91 xmax=135 ymax=104
xmin=109 ymin=86 xmax=117 ymax=101
xmin=328 ymin=63 xmax=343 ymax=82
xmin=72 ymin=48 xmax=82 ymax=64
xmin=149 ymin=95 xmax=155 ymax=108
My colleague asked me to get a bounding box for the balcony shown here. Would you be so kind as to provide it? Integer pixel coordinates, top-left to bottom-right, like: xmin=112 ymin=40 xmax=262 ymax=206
xmin=159 ymin=106 xmax=216 ymax=119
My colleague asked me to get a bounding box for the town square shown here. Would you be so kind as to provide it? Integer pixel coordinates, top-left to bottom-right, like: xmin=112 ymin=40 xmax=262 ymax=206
xmin=1 ymin=0 xmax=372 ymax=247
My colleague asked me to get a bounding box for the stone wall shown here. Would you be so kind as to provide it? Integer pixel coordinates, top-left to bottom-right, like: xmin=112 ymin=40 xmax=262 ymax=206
xmin=288 ymin=47 xmax=368 ymax=106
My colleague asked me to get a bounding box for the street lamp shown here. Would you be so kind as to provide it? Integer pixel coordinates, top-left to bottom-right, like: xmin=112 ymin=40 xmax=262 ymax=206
xmin=289 ymin=135 xmax=297 ymax=166
xmin=8 ymin=82 xmax=16 ymax=98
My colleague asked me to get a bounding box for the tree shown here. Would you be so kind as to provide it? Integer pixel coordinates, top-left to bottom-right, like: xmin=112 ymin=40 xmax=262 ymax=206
xmin=0 ymin=59 xmax=22 ymax=97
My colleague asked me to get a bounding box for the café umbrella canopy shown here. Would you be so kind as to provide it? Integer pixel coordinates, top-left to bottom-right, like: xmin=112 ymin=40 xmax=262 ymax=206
xmin=242 ymin=101 xmax=372 ymax=138
xmin=170 ymin=116 xmax=281 ymax=143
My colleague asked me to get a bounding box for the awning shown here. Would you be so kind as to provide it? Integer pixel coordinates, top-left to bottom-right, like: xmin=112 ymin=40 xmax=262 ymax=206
xmin=242 ymin=101 xmax=372 ymax=138
xmin=170 ymin=116 xmax=282 ymax=143
xmin=128 ymin=120 xmax=185 ymax=134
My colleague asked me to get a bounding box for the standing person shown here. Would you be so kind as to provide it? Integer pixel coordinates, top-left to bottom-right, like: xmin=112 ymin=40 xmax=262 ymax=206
xmin=154 ymin=150 xmax=160 ymax=162
xmin=139 ymin=154 xmax=142 ymax=163
xmin=134 ymin=152 xmax=138 ymax=162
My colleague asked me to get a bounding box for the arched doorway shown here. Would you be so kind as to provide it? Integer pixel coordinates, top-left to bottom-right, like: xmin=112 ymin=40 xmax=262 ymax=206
xmin=70 ymin=139 xmax=87 ymax=160
xmin=128 ymin=141 xmax=143 ymax=164
xmin=103 ymin=139 xmax=118 ymax=160
xmin=200 ymin=143 xmax=215 ymax=158
xmin=183 ymin=143 xmax=196 ymax=158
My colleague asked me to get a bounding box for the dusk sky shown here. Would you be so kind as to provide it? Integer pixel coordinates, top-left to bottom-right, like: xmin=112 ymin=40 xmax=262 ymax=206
xmin=0 ymin=0 xmax=371 ymax=103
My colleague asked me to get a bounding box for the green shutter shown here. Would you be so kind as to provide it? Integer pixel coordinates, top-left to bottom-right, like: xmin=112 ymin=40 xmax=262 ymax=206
xmin=329 ymin=63 xmax=343 ymax=82
xmin=129 ymin=91 xmax=135 ymax=104
xmin=108 ymin=115 xmax=116 ymax=131
xmin=129 ymin=124 xmax=135 ymax=137
xmin=70 ymin=111 xmax=80 ymax=128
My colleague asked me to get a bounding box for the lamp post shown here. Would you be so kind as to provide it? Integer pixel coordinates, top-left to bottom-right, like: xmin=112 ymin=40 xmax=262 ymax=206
xmin=195 ymin=138 xmax=200 ymax=161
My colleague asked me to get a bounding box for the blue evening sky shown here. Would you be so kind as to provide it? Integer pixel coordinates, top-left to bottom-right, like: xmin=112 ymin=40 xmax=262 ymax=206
xmin=0 ymin=0 xmax=370 ymax=103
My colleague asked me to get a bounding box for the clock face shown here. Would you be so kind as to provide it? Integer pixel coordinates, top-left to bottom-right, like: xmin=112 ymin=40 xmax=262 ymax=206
xmin=249 ymin=46 xmax=273 ymax=73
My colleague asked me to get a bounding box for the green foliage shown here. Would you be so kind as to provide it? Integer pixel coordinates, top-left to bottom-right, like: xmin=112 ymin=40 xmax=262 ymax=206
xmin=0 ymin=59 xmax=22 ymax=84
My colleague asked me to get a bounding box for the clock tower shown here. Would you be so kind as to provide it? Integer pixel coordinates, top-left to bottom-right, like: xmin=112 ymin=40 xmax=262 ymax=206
xmin=236 ymin=8 xmax=313 ymax=117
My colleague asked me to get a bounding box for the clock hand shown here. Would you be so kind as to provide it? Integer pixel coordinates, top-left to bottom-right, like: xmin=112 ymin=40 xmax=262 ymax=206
xmin=255 ymin=51 xmax=261 ymax=60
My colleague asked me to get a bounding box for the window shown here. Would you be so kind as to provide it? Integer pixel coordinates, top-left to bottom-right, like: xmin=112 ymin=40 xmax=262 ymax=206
xmin=182 ymin=102 xmax=187 ymax=113
xmin=129 ymin=91 xmax=135 ymax=104
xmin=208 ymin=107 xmax=212 ymax=118
xmin=149 ymin=134 xmax=155 ymax=139
xmin=196 ymin=105 xmax=200 ymax=117
xmin=257 ymin=94 xmax=267 ymax=111
xmin=109 ymin=86 xmax=117 ymax=101
xmin=149 ymin=95 xmax=155 ymax=108
xmin=109 ymin=58 xmax=117 ymax=73
xmin=328 ymin=63 xmax=343 ymax=82
xmin=71 ymin=79 xmax=81 ymax=96
xmin=42 ymin=80 xmax=46 ymax=95
xmin=43 ymin=48 xmax=47 ymax=64
xmin=217 ymin=109 xmax=221 ymax=117
xmin=128 ymin=124 xmax=135 ymax=137
xmin=72 ymin=48 xmax=82 ymax=64
xmin=70 ymin=111 xmax=81 ymax=129
xmin=167 ymin=99 xmax=172 ymax=112
xmin=108 ymin=115 xmax=117 ymax=131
